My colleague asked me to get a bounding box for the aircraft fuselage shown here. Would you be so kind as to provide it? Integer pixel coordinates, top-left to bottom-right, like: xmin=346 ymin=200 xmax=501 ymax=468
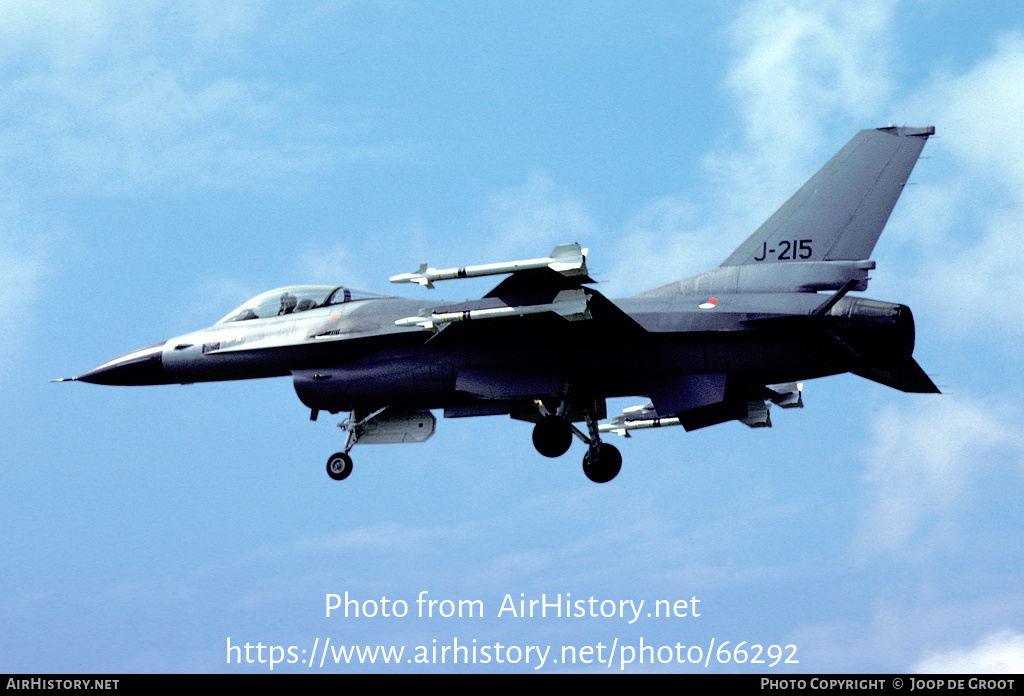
xmin=78 ymin=290 xmax=914 ymax=420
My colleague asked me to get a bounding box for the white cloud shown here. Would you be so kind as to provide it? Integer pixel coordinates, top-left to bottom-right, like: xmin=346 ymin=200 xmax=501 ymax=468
xmin=1 ymin=69 xmax=333 ymax=196
xmin=912 ymin=206 xmax=1024 ymax=341
xmin=855 ymin=395 xmax=1024 ymax=559
xmin=605 ymin=0 xmax=900 ymax=295
xmin=292 ymin=240 xmax=365 ymax=289
xmin=914 ymin=630 xmax=1024 ymax=674
xmin=603 ymin=196 xmax=732 ymax=296
xmin=919 ymin=32 xmax=1024 ymax=192
xmin=459 ymin=0 xmax=905 ymax=296
xmin=721 ymin=0 xmax=900 ymax=217
xmin=0 ymin=0 xmax=119 ymax=70
xmin=601 ymin=1 xmax=1024 ymax=348
xmin=726 ymin=0 xmax=896 ymax=160
xmin=481 ymin=173 xmax=597 ymax=261
xmin=295 ymin=521 xmax=446 ymax=552
xmin=895 ymin=32 xmax=1024 ymax=340
xmin=0 ymin=1 xmax=386 ymax=197
xmin=0 ymin=203 xmax=64 ymax=379
xmin=176 ymin=276 xmax=260 ymax=332
xmin=0 ymin=0 xmax=265 ymax=69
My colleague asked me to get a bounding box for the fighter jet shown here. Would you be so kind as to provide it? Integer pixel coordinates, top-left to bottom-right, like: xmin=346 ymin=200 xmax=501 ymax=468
xmin=59 ymin=126 xmax=940 ymax=483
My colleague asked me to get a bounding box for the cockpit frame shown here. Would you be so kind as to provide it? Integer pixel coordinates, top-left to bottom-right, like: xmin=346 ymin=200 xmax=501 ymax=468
xmin=216 ymin=285 xmax=392 ymax=325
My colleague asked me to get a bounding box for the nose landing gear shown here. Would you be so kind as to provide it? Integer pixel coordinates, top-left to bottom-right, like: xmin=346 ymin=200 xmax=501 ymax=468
xmin=326 ymin=451 xmax=353 ymax=481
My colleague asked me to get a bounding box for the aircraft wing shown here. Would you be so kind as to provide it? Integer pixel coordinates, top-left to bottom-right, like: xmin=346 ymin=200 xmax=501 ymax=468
xmin=393 ymin=262 xmax=650 ymax=404
xmin=392 ymin=245 xmax=647 ymax=339
xmin=417 ymin=267 xmax=648 ymax=343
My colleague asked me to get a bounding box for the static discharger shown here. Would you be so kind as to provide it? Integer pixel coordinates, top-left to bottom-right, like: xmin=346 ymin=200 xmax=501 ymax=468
xmin=390 ymin=243 xmax=588 ymax=289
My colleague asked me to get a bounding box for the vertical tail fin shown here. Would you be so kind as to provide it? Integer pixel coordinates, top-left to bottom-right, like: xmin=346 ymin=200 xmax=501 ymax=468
xmin=721 ymin=126 xmax=934 ymax=267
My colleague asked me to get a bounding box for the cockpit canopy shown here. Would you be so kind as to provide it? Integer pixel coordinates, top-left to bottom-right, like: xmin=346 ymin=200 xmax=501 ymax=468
xmin=216 ymin=285 xmax=391 ymax=325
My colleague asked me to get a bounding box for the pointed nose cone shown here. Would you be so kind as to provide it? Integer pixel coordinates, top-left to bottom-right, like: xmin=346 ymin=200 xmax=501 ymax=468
xmin=77 ymin=342 xmax=171 ymax=385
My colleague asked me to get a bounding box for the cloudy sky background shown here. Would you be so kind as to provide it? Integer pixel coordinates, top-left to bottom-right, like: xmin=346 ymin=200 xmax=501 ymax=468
xmin=3 ymin=0 xmax=1023 ymax=673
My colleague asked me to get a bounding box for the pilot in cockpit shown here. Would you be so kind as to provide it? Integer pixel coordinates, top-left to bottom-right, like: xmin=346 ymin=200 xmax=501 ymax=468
xmin=278 ymin=292 xmax=297 ymax=315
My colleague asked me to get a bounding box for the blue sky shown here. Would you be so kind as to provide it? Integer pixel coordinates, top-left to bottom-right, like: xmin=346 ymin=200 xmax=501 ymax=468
xmin=3 ymin=0 xmax=1024 ymax=674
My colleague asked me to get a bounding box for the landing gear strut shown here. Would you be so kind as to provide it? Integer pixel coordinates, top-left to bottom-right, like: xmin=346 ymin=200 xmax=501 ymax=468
xmin=581 ymin=400 xmax=621 ymax=483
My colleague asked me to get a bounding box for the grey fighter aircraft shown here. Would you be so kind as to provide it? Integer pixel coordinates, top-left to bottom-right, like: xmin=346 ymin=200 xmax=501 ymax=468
xmin=59 ymin=126 xmax=940 ymax=483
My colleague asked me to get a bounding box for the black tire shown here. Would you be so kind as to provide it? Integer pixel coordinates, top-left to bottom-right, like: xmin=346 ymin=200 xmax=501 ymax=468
xmin=532 ymin=415 xmax=573 ymax=458
xmin=326 ymin=452 xmax=353 ymax=481
xmin=582 ymin=443 xmax=622 ymax=483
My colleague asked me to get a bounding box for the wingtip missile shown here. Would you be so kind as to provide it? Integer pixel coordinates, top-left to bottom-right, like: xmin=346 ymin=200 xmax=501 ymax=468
xmin=389 ymin=263 xmax=435 ymax=289
xmin=547 ymin=243 xmax=589 ymax=276
xmin=390 ymin=243 xmax=588 ymax=288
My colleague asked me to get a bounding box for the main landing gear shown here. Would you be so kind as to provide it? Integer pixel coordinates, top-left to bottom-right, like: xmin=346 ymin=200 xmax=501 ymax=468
xmin=531 ymin=399 xmax=622 ymax=483
xmin=532 ymin=415 xmax=573 ymax=458
xmin=582 ymin=442 xmax=622 ymax=484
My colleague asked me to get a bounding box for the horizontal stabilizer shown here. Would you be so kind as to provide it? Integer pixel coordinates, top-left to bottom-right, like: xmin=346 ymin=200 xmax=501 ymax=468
xmin=854 ymin=357 xmax=941 ymax=393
